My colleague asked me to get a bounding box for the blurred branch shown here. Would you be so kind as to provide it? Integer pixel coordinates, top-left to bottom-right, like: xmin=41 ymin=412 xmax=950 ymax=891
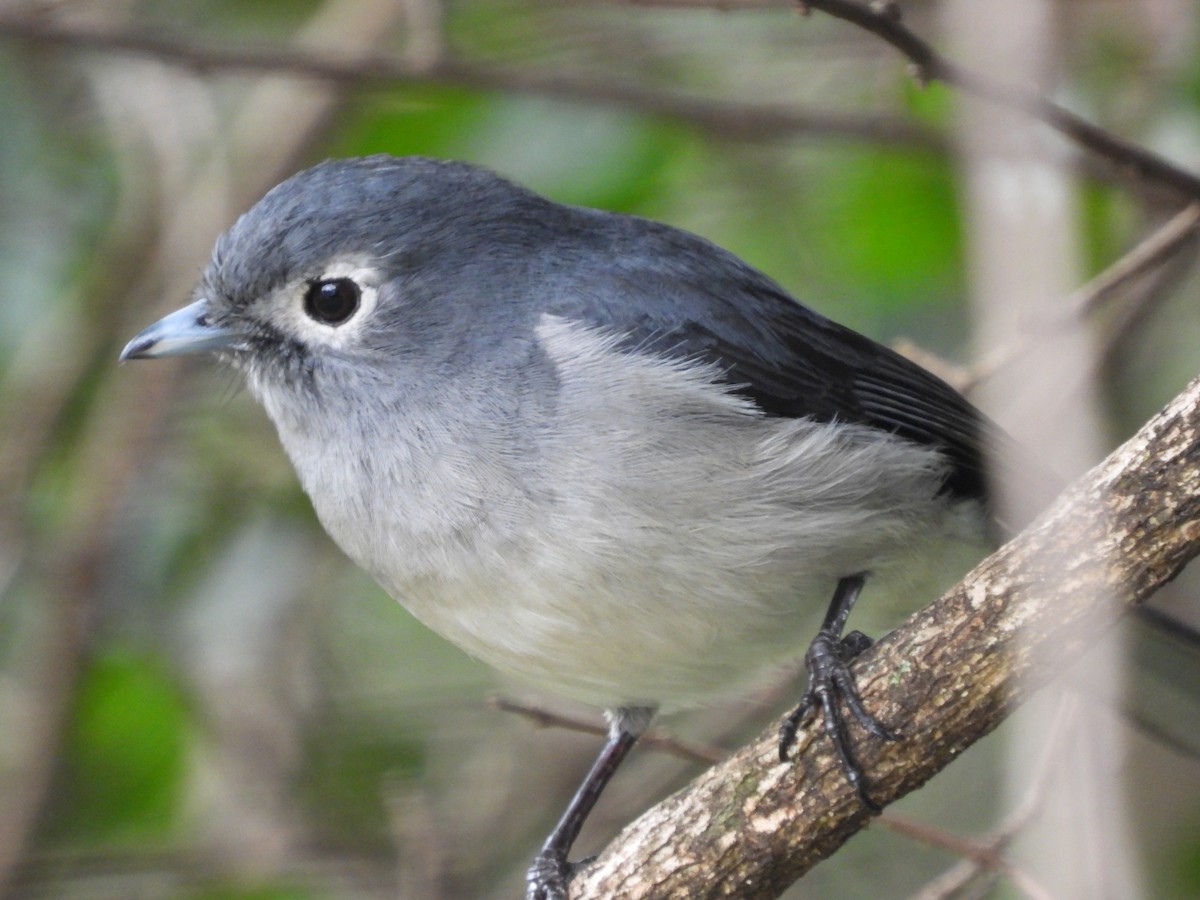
xmin=961 ymin=203 xmax=1200 ymax=393
xmin=8 ymin=844 xmax=399 ymax=898
xmin=0 ymin=12 xmax=940 ymax=149
xmin=398 ymin=0 xmax=447 ymax=70
xmin=490 ymin=695 xmax=726 ymax=765
xmin=793 ymin=0 xmax=1200 ymax=198
xmin=9 ymin=1 xmax=1200 ymax=195
xmin=1 ymin=5 xmax=1191 ymax=206
xmin=883 ymin=815 xmax=1052 ymax=900
xmin=570 ymin=374 xmax=1200 ymax=898
xmin=891 ymin=205 xmax=1200 ymax=397
xmin=1093 ymin=238 xmax=1200 ymax=378
xmin=904 ymin=696 xmax=1077 ymax=900
xmin=613 ymin=0 xmax=1200 ymax=198
xmin=0 ymin=1 xmax=413 ymax=894
xmin=614 ymin=1 xmax=783 ymax=8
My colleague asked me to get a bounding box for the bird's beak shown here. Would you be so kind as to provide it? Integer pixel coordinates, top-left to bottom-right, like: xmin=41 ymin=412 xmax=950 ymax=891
xmin=119 ymin=299 xmax=238 ymax=362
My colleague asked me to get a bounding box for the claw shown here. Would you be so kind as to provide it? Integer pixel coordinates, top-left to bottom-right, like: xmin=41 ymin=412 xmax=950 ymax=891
xmin=526 ymin=851 xmax=573 ymax=900
xmin=779 ymin=575 xmax=901 ymax=809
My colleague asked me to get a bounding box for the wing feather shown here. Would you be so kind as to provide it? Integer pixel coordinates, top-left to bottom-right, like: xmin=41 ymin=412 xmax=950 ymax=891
xmin=545 ymin=217 xmax=990 ymax=502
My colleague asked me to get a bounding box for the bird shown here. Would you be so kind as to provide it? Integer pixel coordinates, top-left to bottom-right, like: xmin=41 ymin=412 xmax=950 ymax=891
xmin=121 ymin=154 xmax=998 ymax=899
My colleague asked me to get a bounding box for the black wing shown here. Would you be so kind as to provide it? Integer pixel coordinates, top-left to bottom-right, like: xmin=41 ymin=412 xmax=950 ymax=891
xmin=650 ymin=306 xmax=987 ymax=501
xmin=548 ymin=216 xmax=989 ymax=503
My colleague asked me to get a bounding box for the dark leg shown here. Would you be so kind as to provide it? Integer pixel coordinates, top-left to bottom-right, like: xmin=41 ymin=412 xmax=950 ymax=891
xmin=778 ymin=574 xmax=900 ymax=810
xmin=526 ymin=706 xmax=653 ymax=900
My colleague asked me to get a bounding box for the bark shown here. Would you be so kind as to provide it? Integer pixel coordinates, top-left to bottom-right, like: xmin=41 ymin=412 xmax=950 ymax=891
xmin=571 ymin=373 xmax=1200 ymax=899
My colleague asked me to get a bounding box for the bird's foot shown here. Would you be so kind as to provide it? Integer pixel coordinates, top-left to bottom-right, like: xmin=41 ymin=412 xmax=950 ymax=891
xmin=526 ymin=850 xmax=588 ymax=900
xmin=778 ymin=627 xmax=900 ymax=810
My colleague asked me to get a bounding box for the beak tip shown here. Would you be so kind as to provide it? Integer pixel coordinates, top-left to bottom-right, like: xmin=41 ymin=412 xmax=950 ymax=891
xmin=118 ymin=300 xmax=232 ymax=363
xmin=118 ymin=336 xmax=153 ymax=363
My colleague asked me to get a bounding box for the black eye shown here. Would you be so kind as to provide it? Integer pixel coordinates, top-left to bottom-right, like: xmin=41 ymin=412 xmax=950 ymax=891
xmin=303 ymin=278 xmax=361 ymax=326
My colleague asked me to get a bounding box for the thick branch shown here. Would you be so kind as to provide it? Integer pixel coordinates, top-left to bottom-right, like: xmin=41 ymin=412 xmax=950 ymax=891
xmin=571 ymin=373 xmax=1200 ymax=899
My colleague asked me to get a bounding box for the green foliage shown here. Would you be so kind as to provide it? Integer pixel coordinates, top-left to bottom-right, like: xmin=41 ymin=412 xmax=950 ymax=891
xmin=1171 ymin=825 xmax=1200 ymax=899
xmin=1078 ymin=181 xmax=1130 ymax=278
xmin=331 ymin=85 xmax=492 ymax=163
xmin=181 ymin=882 xmax=322 ymax=900
xmin=334 ymin=88 xmax=691 ymax=214
xmin=902 ymin=79 xmax=956 ymax=127
xmin=808 ymin=148 xmax=965 ymax=309
xmin=298 ymin=720 xmax=425 ymax=844
xmin=46 ymin=650 xmax=191 ymax=846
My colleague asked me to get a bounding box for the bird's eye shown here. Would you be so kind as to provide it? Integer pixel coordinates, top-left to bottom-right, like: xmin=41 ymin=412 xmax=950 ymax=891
xmin=303 ymin=278 xmax=361 ymax=326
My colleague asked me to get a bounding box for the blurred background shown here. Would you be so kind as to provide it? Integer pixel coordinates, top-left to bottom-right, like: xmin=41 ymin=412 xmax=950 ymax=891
xmin=1 ymin=0 xmax=1199 ymax=897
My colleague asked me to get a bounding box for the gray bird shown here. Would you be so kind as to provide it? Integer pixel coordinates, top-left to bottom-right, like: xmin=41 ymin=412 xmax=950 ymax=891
xmin=122 ymin=155 xmax=995 ymax=899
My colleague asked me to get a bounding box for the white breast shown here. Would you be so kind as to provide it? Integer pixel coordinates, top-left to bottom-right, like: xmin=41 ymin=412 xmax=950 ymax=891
xmin=258 ymin=316 xmax=988 ymax=710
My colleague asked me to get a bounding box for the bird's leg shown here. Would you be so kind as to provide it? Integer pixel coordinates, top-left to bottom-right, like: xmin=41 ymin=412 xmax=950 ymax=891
xmin=526 ymin=706 xmax=653 ymax=900
xmin=778 ymin=574 xmax=900 ymax=810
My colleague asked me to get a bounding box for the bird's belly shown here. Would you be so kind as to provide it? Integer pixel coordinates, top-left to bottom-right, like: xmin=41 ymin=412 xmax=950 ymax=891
xmin=384 ymin=564 xmax=836 ymax=710
xmin=288 ymin=335 xmax=990 ymax=711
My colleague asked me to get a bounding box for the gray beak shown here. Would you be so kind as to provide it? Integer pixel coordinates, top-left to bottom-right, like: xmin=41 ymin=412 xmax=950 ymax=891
xmin=119 ymin=300 xmax=238 ymax=362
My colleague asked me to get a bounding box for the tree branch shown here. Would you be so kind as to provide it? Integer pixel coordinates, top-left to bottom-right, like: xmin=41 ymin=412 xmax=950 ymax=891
xmin=8 ymin=3 xmax=1200 ymax=198
xmin=795 ymin=0 xmax=1200 ymax=198
xmin=958 ymin=203 xmax=1200 ymax=394
xmin=0 ymin=13 xmax=937 ymax=149
xmin=570 ymin=372 xmax=1200 ymax=898
xmin=489 ymin=695 xmax=726 ymax=765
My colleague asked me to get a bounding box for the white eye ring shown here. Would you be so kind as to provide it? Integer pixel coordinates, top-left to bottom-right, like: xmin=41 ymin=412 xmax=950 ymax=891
xmin=279 ymin=261 xmax=381 ymax=349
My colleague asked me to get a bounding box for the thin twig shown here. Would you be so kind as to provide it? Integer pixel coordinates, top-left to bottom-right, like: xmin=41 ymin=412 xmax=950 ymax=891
xmin=614 ymin=0 xmax=783 ymax=8
xmin=795 ymin=0 xmax=1200 ymax=198
xmin=892 ymin=204 xmax=1200 ymax=396
xmin=905 ymin=698 xmax=1080 ymax=900
xmin=961 ymin=203 xmax=1200 ymax=393
xmin=1093 ymin=240 xmax=1200 ymax=378
xmin=881 ymin=816 xmax=1053 ymax=900
xmin=488 ymin=695 xmax=726 ymax=765
xmin=1064 ymin=204 xmax=1200 ymax=321
xmin=7 ymin=3 xmax=1192 ymax=193
xmin=0 ymin=13 xmax=939 ymax=150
